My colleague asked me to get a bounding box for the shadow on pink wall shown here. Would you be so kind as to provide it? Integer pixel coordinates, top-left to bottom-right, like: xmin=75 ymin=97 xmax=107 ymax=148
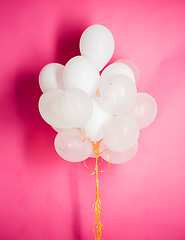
xmin=13 ymin=24 xmax=88 ymax=240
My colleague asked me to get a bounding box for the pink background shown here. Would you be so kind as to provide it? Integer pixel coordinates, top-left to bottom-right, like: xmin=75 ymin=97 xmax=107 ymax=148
xmin=1 ymin=0 xmax=185 ymax=239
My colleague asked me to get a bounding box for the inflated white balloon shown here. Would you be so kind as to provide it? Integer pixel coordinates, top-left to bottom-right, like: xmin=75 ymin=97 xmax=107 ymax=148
xmin=128 ymin=92 xmax=157 ymax=129
xmin=39 ymin=88 xmax=92 ymax=129
xmin=63 ymin=56 xmax=99 ymax=96
xmin=100 ymin=74 xmax=137 ymax=115
xmin=54 ymin=129 xmax=93 ymax=162
xmin=102 ymin=116 xmax=139 ymax=152
xmin=58 ymin=88 xmax=93 ymax=128
xmin=39 ymin=89 xmax=71 ymax=129
xmin=116 ymin=59 xmax=139 ymax=85
xmin=99 ymin=62 xmax=135 ymax=94
xmin=100 ymin=141 xmax=138 ymax=164
xmin=83 ymin=97 xmax=112 ymax=142
xmin=39 ymin=63 xmax=64 ymax=92
xmin=80 ymin=25 xmax=115 ymax=71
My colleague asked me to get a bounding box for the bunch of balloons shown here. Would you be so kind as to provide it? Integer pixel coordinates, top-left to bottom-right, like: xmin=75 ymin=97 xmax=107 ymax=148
xmin=39 ymin=25 xmax=157 ymax=164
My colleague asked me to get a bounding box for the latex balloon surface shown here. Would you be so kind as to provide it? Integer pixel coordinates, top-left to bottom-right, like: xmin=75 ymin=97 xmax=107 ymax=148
xmin=83 ymin=97 xmax=112 ymax=142
xmin=102 ymin=116 xmax=139 ymax=152
xmin=54 ymin=129 xmax=93 ymax=162
xmin=100 ymin=141 xmax=138 ymax=164
xmin=63 ymin=56 xmax=99 ymax=96
xmin=99 ymin=62 xmax=135 ymax=94
xmin=39 ymin=89 xmax=71 ymax=129
xmin=39 ymin=63 xmax=64 ymax=92
xmin=129 ymin=92 xmax=157 ymax=129
xmin=116 ymin=59 xmax=139 ymax=85
xmin=80 ymin=24 xmax=115 ymax=71
xmin=100 ymin=74 xmax=137 ymax=115
xmin=56 ymin=88 xmax=93 ymax=128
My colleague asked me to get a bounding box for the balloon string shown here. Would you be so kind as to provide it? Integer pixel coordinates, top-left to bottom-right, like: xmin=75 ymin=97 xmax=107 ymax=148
xmin=92 ymin=141 xmax=103 ymax=240
xmin=82 ymin=129 xmax=110 ymax=239
xmin=84 ymin=160 xmax=90 ymax=169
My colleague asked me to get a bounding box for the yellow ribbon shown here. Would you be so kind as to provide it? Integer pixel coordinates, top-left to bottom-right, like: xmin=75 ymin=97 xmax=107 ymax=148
xmin=82 ymin=129 xmax=110 ymax=240
xmin=92 ymin=141 xmax=103 ymax=240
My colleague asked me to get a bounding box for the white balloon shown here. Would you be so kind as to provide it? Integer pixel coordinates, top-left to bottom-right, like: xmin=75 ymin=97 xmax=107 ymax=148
xmin=99 ymin=62 xmax=135 ymax=94
xmin=63 ymin=56 xmax=100 ymax=96
xmin=54 ymin=129 xmax=93 ymax=162
xmin=83 ymin=97 xmax=112 ymax=142
xmin=58 ymin=88 xmax=93 ymax=128
xmin=100 ymin=141 xmax=138 ymax=164
xmin=99 ymin=74 xmax=137 ymax=115
xmin=80 ymin=25 xmax=115 ymax=71
xmin=39 ymin=89 xmax=71 ymax=129
xmin=128 ymin=92 xmax=157 ymax=129
xmin=102 ymin=116 xmax=139 ymax=152
xmin=116 ymin=59 xmax=139 ymax=85
xmin=39 ymin=89 xmax=93 ymax=129
xmin=39 ymin=63 xmax=64 ymax=92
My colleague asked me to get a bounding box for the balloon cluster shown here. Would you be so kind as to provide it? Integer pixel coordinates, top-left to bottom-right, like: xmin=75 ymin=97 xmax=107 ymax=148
xmin=39 ymin=25 xmax=157 ymax=164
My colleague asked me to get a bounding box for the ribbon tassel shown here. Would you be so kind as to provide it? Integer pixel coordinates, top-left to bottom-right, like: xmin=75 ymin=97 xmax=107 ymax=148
xmin=92 ymin=141 xmax=103 ymax=240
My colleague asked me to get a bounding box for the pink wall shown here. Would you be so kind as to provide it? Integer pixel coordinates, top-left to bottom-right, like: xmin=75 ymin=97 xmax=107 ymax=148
xmin=0 ymin=0 xmax=185 ymax=239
